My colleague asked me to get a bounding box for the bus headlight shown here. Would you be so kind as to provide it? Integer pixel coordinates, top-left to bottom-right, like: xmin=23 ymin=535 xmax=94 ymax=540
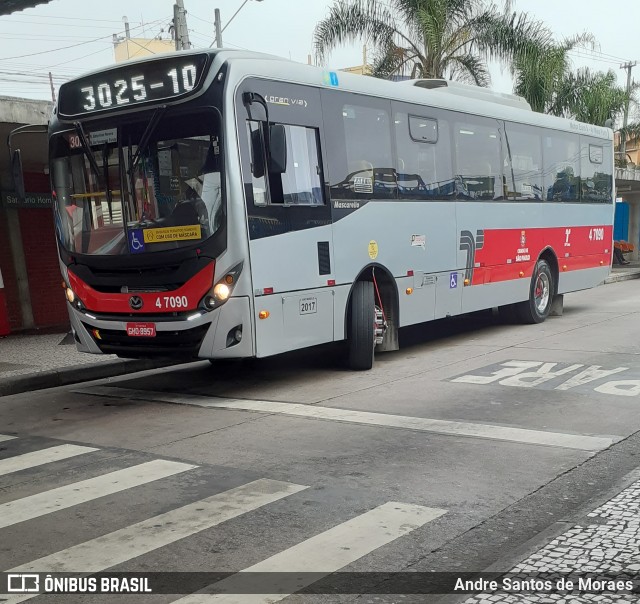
xmin=201 ymin=262 xmax=243 ymax=311
xmin=213 ymin=283 xmax=230 ymax=300
xmin=63 ymin=280 xmax=85 ymax=310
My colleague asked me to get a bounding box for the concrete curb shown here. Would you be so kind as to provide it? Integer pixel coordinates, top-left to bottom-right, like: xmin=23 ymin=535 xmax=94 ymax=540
xmin=604 ymin=270 xmax=640 ymax=284
xmin=0 ymin=358 xmax=185 ymax=397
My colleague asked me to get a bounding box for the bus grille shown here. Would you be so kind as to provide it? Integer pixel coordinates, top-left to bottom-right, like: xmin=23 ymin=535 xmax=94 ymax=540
xmin=83 ymin=323 xmax=210 ymax=358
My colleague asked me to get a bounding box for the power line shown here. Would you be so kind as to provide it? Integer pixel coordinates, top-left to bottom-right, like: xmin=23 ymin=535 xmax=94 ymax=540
xmin=0 ymin=17 xmax=168 ymax=61
xmin=4 ymin=18 xmax=134 ymax=30
xmin=10 ymin=13 xmax=142 ymax=23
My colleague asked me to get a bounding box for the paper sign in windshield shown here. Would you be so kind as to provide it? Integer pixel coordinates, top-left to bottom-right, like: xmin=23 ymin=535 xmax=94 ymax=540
xmin=143 ymin=225 xmax=201 ymax=243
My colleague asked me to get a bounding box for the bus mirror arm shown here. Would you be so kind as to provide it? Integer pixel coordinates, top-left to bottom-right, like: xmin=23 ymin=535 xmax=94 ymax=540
xmin=242 ymin=92 xmax=287 ymax=174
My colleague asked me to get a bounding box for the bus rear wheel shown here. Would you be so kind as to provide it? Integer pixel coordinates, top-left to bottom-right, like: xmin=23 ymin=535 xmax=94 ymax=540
xmin=348 ymin=280 xmax=375 ymax=371
xmin=516 ymin=258 xmax=554 ymax=324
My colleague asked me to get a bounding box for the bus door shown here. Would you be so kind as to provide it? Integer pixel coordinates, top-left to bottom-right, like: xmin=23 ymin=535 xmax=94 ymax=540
xmin=237 ymin=80 xmax=334 ymax=357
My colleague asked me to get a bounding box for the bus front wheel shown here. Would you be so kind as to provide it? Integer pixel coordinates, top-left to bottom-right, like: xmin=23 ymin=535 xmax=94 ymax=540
xmin=516 ymin=259 xmax=554 ymax=324
xmin=348 ymin=280 xmax=375 ymax=370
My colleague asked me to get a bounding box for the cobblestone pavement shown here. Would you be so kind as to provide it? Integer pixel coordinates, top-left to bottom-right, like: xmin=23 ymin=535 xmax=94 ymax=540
xmin=0 ymin=332 xmax=117 ymax=380
xmin=462 ymin=480 xmax=640 ymax=603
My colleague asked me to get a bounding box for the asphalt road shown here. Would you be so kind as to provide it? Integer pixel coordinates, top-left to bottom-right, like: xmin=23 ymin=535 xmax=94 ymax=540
xmin=2 ymin=279 xmax=640 ymax=603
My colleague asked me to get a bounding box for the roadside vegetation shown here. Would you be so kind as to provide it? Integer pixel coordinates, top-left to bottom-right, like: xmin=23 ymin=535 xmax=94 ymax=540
xmin=314 ymin=0 xmax=636 ymax=130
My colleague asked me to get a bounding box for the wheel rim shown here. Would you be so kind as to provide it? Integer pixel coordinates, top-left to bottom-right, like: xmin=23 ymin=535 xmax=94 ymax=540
xmin=534 ymin=272 xmax=550 ymax=314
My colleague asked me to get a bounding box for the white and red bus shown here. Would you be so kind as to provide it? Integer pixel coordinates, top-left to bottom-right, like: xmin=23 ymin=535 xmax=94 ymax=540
xmin=37 ymin=49 xmax=613 ymax=369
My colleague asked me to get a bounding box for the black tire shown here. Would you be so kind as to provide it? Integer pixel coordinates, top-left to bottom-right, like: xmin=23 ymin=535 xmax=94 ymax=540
xmin=516 ymin=259 xmax=554 ymax=324
xmin=348 ymin=280 xmax=375 ymax=370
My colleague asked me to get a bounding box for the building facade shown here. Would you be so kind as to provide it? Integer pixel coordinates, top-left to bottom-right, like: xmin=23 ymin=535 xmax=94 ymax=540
xmin=0 ymin=96 xmax=67 ymax=332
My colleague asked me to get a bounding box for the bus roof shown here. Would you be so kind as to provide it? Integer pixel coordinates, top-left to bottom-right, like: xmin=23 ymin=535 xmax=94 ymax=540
xmin=63 ymin=47 xmax=613 ymax=141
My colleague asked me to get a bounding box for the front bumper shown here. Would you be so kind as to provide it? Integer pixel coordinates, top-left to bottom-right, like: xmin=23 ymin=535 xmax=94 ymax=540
xmin=68 ymin=296 xmax=253 ymax=359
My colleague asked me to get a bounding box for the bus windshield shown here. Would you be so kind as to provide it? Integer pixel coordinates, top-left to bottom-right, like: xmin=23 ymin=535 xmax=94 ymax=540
xmin=50 ymin=110 xmax=223 ymax=256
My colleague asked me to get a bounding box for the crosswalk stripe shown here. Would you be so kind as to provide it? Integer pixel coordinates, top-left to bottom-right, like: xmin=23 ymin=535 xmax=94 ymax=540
xmin=0 ymin=459 xmax=195 ymax=530
xmin=172 ymin=501 xmax=446 ymax=603
xmin=0 ymin=444 xmax=98 ymax=477
xmin=0 ymin=434 xmax=17 ymax=443
xmin=3 ymin=479 xmax=306 ymax=604
xmin=77 ymin=386 xmax=617 ymax=452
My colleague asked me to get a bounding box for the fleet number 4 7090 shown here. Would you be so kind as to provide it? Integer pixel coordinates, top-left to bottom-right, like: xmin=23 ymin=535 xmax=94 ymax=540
xmin=155 ymin=296 xmax=189 ymax=310
xmin=589 ymin=227 xmax=604 ymax=241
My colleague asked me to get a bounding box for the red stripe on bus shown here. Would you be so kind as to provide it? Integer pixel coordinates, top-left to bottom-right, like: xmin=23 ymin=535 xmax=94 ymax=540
xmin=67 ymin=261 xmax=215 ymax=314
xmin=471 ymin=225 xmax=612 ymax=285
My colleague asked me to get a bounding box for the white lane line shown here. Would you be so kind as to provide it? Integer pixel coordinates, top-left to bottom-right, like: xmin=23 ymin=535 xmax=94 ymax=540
xmin=0 ymin=459 xmax=195 ymax=530
xmin=3 ymin=479 xmax=307 ymax=604
xmin=0 ymin=444 xmax=98 ymax=477
xmin=77 ymin=386 xmax=617 ymax=452
xmin=0 ymin=434 xmax=17 ymax=443
xmin=172 ymin=501 xmax=446 ymax=603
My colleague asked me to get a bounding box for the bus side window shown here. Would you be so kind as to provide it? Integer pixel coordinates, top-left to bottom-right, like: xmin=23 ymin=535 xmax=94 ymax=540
xmin=543 ymin=132 xmax=580 ymax=202
xmin=454 ymin=119 xmax=503 ymax=201
xmin=268 ymin=125 xmax=324 ymax=206
xmin=324 ymin=97 xmax=395 ymax=201
xmin=503 ymin=124 xmax=543 ymax=201
xmin=394 ymin=109 xmax=454 ymax=200
xmin=580 ymin=138 xmax=612 ymax=204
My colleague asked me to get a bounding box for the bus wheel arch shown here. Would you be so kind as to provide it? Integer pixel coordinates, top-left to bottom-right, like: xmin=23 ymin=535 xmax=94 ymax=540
xmin=345 ymin=265 xmax=400 ymax=367
xmin=516 ymin=248 xmax=558 ymax=324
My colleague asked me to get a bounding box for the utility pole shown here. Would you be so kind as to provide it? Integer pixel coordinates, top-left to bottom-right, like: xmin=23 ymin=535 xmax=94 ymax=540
xmin=48 ymin=72 xmax=56 ymax=103
xmin=173 ymin=0 xmax=191 ymax=51
xmin=214 ymin=8 xmax=222 ymax=48
xmin=620 ymin=61 xmax=636 ymax=157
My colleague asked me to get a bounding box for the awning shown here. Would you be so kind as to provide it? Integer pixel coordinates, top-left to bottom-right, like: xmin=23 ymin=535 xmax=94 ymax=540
xmin=0 ymin=0 xmax=54 ymax=16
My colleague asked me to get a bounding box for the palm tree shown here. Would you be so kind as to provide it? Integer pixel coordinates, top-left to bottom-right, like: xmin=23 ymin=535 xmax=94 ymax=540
xmin=512 ymin=39 xmax=633 ymax=126
xmin=314 ymin=0 xmax=553 ymax=86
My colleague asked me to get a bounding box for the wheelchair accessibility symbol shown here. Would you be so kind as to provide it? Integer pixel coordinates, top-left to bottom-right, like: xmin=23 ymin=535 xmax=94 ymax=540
xmin=449 ymin=273 xmax=458 ymax=288
xmin=128 ymin=229 xmax=145 ymax=254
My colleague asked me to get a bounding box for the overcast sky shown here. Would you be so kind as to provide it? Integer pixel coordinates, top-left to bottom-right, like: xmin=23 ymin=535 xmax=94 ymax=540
xmin=0 ymin=0 xmax=636 ymax=103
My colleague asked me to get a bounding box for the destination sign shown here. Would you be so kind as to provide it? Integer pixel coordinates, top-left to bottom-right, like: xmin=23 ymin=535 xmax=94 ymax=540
xmin=58 ymin=53 xmax=210 ymax=119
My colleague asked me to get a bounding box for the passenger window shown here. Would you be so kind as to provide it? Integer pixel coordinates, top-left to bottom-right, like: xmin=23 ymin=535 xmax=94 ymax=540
xmin=394 ymin=109 xmax=454 ymax=200
xmin=580 ymin=139 xmax=612 ymax=203
xmin=543 ymin=133 xmax=580 ymax=202
xmin=454 ymin=120 xmax=503 ymax=200
xmin=246 ymin=121 xmax=324 ymax=207
xmin=278 ymin=125 xmax=324 ymax=206
xmin=327 ymin=100 xmax=396 ymax=200
xmin=503 ymin=124 xmax=543 ymax=201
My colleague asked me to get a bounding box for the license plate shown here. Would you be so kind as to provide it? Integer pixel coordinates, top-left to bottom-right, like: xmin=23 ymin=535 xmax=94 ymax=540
xmin=126 ymin=322 xmax=156 ymax=337
xmin=299 ymin=297 xmax=317 ymax=315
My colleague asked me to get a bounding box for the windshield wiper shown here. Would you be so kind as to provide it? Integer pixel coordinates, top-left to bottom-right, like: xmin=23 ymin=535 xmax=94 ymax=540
xmin=73 ymin=121 xmax=102 ymax=185
xmin=130 ymin=105 xmax=167 ymax=173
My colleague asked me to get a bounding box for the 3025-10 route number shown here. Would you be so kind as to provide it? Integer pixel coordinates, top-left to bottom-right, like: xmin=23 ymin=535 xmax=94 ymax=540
xmin=155 ymin=296 xmax=189 ymax=310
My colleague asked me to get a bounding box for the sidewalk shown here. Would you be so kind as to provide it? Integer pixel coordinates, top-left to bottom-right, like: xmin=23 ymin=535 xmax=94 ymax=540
xmin=0 ymin=330 xmax=184 ymax=397
xmin=605 ymin=261 xmax=640 ymax=283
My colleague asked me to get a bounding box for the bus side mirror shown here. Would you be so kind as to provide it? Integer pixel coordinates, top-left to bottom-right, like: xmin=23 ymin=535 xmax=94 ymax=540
xmin=11 ymin=149 xmax=25 ymax=199
xmin=268 ymin=124 xmax=287 ymax=174
xmin=250 ymin=127 xmax=265 ymax=179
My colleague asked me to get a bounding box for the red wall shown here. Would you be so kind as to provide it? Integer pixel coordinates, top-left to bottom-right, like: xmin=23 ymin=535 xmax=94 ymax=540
xmin=0 ymin=214 xmax=22 ymax=331
xmin=0 ymin=172 xmax=69 ymax=332
xmin=19 ymin=207 xmax=68 ymax=328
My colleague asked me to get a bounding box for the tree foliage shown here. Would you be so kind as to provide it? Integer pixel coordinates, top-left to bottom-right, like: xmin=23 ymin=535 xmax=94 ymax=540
xmin=314 ymin=0 xmax=551 ymax=86
xmin=313 ymin=0 xmax=634 ymax=127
